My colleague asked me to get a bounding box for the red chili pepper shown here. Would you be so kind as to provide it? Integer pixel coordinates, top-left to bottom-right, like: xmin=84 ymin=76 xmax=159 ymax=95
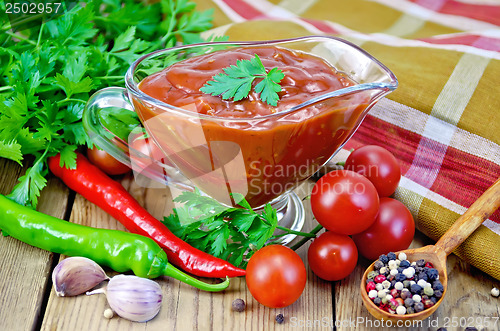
xmin=48 ymin=152 xmax=245 ymax=278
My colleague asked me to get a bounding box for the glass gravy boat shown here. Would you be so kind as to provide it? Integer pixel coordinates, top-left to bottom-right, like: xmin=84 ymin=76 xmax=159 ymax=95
xmin=83 ymin=36 xmax=398 ymax=241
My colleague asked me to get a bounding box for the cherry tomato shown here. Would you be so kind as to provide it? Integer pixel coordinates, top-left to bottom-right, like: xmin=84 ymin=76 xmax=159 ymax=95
xmin=129 ymin=135 xmax=175 ymax=179
xmin=352 ymin=197 xmax=415 ymax=261
xmin=130 ymin=135 xmax=164 ymax=162
xmin=245 ymin=245 xmax=306 ymax=308
xmin=310 ymin=170 xmax=379 ymax=235
xmin=308 ymin=231 xmax=358 ymax=281
xmin=87 ymin=147 xmax=130 ymax=175
xmin=344 ymin=145 xmax=401 ymax=197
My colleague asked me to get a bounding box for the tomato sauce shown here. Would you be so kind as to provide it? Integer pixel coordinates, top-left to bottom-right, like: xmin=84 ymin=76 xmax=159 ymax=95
xmin=134 ymin=46 xmax=369 ymax=207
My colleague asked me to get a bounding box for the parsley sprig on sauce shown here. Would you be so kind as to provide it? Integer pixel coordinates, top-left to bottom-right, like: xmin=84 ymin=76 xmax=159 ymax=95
xmin=200 ymin=54 xmax=285 ymax=106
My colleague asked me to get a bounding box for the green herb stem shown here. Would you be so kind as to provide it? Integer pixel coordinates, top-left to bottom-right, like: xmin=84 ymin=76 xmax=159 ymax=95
xmin=0 ymin=86 xmax=13 ymax=93
xmin=95 ymin=76 xmax=124 ymax=81
xmin=275 ymin=225 xmax=317 ymax=238
xmin=36 ymin=23 xmax=45 ymax=49
xmin=289 ymin=224 xmax=324 ymax=251
xmin=161 ymin=0 xmax=178 ymax=45
xmin=56 ymin=98 xmax=89 ymax=106
xmin=6 ymin=31 xmax=36 ymax=45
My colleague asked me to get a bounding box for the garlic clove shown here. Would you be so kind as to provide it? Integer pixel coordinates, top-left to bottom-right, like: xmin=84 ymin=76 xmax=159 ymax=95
xmin=88 ymin=274 xmax=162 ymax=323
xmin=52 ymin=256 xmax=109 ymax=297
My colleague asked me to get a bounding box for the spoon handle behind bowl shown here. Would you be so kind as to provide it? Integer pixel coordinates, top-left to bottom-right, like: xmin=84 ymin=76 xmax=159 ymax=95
xmin=435 ymin=177 xmax=500 ymax=256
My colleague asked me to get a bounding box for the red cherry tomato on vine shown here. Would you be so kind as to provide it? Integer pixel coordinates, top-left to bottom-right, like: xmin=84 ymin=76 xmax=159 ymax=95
xmin=308 ymin=231 xmax=358 ymax=281
xmin=87 ymin=147 xmax=130 ymax=175
xmin=245 ymin=245 xmax=306 ymax=308
xmin=352 ymin=197 xmax=415 ymax=261
xmin=344 ymin=145 xmax=401 ymax=197
xmin=310 ymin=170 xmax=379 ymax=235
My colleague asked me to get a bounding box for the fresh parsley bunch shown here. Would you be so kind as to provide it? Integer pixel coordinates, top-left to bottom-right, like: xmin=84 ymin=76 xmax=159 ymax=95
xmin=0 ymin=0 xmax=218 ymax=207
xmin=162 ymin=190 xmax=314 ymax=267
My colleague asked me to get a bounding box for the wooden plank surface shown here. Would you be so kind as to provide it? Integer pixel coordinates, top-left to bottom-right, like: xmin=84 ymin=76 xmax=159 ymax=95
xmin=40 ymin=176 xmax=334 ymax=330
xmin=0 ymin=159 xmax=70 ymax=331
xmin=1 ymin=161 xmax=499 ymax=330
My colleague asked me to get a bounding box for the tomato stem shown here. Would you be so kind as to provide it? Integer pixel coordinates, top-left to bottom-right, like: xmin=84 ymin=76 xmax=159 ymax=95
xmin=289 ymin=224 xmax=324 ymax=251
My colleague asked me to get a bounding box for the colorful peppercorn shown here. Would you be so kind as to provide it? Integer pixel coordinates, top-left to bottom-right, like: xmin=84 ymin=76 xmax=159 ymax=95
xmin=414 ymin=302 xmax=424 ymax=312
xmin=367 ymin=271 xmax=379 ymax=280
xmin=399 ymin=260 xmax=410 ymax=268
xmin=396 ymin=305 xmax=406 ymax=315
xmin=402 ymin=267 xmax=415 ymax=279
xmin=410 ymin=284 xmax=422 ymax=294
xmin=423 ymin=298 xmax=434 ymax=309
xmin=232 ymin=299 xmax=246 ymax=312
xmin=275 ymin=313 xmax=285 ymax=324
xmin=417 ymin=272 xmax=428 ymax=282
xmin=379 ymin=254 xmax=389 ymax=264
xmin=389 ymin=298 xmax=399 ymax=310
xmin=366 ymin=252 xmax=444 ymax=315
xmin=423 ymin=286 xmax=434 ymax=297
xmin=374 ymin=274 xmax=386 ymax=283
xmin=427 ymin=268 xmax=439 ymax=281
xmin=433 ymin=280 xmax=444 ymax=291
xmin=400 ymin=289 xmax=411 ymax=300
xmin=374 ymin=260 xmax=384 ymax=270
xmin=395 ymin=297 xmax=404 ymax=306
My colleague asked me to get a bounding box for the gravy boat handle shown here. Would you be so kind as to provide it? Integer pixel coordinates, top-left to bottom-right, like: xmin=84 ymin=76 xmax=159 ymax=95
xmin=82 ymin=86 xmax=194 ymax=191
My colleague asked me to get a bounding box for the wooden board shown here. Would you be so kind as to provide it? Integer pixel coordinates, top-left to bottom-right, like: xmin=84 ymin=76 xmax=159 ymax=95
xmin=0 ymin=159 xmax=70 ymax=331
xmin=1 ymin=162 xmax=499 ymax=331
xmin=40 ymin=176 xmax=334 ymax=330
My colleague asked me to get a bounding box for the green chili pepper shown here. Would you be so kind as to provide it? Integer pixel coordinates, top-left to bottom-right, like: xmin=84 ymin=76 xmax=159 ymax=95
xmin=0 ymin=194 xmax=229 ymax=292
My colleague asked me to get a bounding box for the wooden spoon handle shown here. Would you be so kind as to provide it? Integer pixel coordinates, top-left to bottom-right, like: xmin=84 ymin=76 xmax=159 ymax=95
xmin=435 ymin=177 xmax=500 ymax=256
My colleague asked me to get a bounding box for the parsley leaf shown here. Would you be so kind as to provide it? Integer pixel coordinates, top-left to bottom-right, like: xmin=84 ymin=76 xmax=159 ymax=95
xmin=200 ymin=54 xmax=284 ymax=106
xmin=0 ymin=140 xmax=23 ymax=166
xmin=7 ymin=160 xmax=47 ymax=208
xmin=161 ymin=190 xmax=280 ymax=268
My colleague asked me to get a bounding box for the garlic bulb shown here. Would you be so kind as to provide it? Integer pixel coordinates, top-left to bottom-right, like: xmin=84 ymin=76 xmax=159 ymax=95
xmin=87 ymin=274 xmax=162 ymax=323
xmin=52 ymin=256 xmax=109 ymax=297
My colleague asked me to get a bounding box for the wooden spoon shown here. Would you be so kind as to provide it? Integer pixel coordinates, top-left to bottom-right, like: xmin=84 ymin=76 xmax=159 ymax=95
xmin=360 ymin=177 xmax=500 ymax=322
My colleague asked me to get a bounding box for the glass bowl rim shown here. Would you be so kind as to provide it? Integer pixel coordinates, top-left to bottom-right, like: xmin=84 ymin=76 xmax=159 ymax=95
xmin=125 ymin=35 xmax=398 ymax=123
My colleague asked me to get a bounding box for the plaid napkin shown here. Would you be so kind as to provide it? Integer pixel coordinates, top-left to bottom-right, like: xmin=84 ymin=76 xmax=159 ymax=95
xmin=193 ymin=0 xmax=500 ymax=280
